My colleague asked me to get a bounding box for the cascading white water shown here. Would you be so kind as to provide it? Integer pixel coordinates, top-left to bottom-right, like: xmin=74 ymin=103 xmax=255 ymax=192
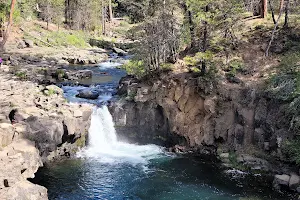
xmin=88 ymin=106 xmax=118 ymax=148
xmin=77 ymin=106 xmax=165 ymax=165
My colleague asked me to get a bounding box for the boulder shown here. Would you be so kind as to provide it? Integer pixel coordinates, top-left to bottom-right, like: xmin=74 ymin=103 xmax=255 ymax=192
xmin=273 ymin=174 xmax=290 ymax=190
xmin=220 ymin=153 xmax=230 ymax=159
xmin=113 ymin=47 xmax=128 ymax=56
xmin=17 ymin=41 xmax=26 ymax=49
xmin=24 ymin=116 xmax=64 ymax=154
xmin=289 ymin=174 xmax=300 ymax=190
xmin=57 ymin=59 xmax=69 ymax=65
xmin=24 ymin=39 xmax=34 ymax=48
xmin=0 ymin=139 xmax=47 ymax=199
xmin=76 ymin=89 xmax=100 ymax=100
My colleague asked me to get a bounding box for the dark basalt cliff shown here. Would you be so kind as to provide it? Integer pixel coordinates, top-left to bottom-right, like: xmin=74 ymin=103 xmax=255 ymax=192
xmin=110 ymin=73 xmax=297 ymax=184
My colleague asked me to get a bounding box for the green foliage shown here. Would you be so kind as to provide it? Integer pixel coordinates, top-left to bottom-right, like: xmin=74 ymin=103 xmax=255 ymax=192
xmin=15 ymin=71 xmax=27 ymax=80
xmin=266 ymin=53 xmax=300 ymax=101
xmin=288 ymin=96 xmax=300 ymax=133
xmin=190 ymin=67 xmax=201 ymax=73
xmin=160 ymin=63 xmax=174 ymax=72
xmin=114 ymin=18 xmax=133 ymax=36
xmin=282 ymin=138 xmax=300 ymax=165
xmin=0 ymin=2 xmax=10 ymax=23
xmin=18 ymin=0 xmax=37 ymax=20
xmin=184 ymin=51 xmax=214 ymax=67
xmin=184 ymin=56 xmax=198 ymax=66
xmin=46 ymin=31 xmax=89 ymax=47
xmin=122 ymin=60 xmax=146 ymax=79
xmin=44 ymin=88 xmax=56 ymax=96
xmin=75 ymin=136 xmax=86 ymax=148
xmin=227 ymin=58 xmax=245 ymax=77
xmin=55 ymin=69 xmax=67 ymax=79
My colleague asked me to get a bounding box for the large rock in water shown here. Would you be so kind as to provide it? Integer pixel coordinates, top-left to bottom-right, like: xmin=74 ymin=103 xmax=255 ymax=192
xmin=76 ymin=89 xmax=100 ymax=100
xmin=113 ymin=47 xmax=128 ymax=56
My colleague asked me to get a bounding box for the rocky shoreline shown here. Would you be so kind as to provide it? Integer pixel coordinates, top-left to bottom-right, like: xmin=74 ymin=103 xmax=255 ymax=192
xmin=0 ymin=52 xmax=94 ymax=199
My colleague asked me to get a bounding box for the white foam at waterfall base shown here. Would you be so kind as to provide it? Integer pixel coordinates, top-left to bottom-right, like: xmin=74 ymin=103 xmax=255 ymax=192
xmin=77 ymin=106 xmax=165 ymax=165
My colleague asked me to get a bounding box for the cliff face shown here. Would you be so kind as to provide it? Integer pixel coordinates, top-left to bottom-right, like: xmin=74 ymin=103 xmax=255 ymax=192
xmin=110 ymin=73 xmax=291 ymax=157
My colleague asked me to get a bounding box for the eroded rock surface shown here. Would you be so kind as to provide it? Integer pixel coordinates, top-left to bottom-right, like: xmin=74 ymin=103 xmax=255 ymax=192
xmin=110 ymin=73 xmax=293 ymax=167
xmin=0 ymin=72 xmax=92 ymax=199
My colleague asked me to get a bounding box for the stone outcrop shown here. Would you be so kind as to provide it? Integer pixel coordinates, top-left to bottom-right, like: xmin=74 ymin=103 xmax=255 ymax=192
xmin=0 ymin=139 xmax=48 ymax=199
xmin=0 ymin=72 xmax=92 ymax=199
xmin=110 ymin=73 xmax=293 ymax=166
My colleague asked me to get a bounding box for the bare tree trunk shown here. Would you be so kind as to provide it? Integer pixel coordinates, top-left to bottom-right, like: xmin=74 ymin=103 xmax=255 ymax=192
xmin=108 ymin=0 xmax=113 ymax=22
xmin=0 ymin=0 xmax=16 ymax=51
xmin=188 ymin=10 xmax=196 ymax=49
xmin=101 ymin=0 xmax=106 ymax=35
xmin=261 ymin=0 xmax=268 ymax=18
xmin=279 ymin=0 xmax=284 ymax=12
xmin=283 ymin=0 xmax=289 ymax=28
xmin=201 ymin=5 xmax=209 ymax=74
xmin=269 ymin=0 xmax=276 ymax=24
xmin=265 ymin=7 xmax=284 ymax=57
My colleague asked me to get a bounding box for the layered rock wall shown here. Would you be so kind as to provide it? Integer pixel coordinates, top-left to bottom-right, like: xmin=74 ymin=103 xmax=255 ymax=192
xmin=111 ymin=74 xmax=291 ymax=156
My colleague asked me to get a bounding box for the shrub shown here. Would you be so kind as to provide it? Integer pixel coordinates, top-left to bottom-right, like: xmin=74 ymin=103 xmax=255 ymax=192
xmin=122 ymin=60 xmax=146 ymax=79
xmin=282 ymin=138 xmax=300 ymax=165
xmin=160 ymin=63 xmax=174 ymax=72
xmin=55 ymin=69 xmax=67 ymax=79
xmin=184 ymin=56 xmax=198 ymax=66
xmin=44 ymin=88 xmax=56 ymax=96
xmin=227 ymin=58 xmax=245 ymax=77
xmin=15 ymin=71 xmax=27 ymax=80
xmin=46 ymin=31 xmax=89 ymax=47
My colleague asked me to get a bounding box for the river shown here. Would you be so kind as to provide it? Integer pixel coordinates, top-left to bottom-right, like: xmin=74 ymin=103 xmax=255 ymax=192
xmin=31 ymin=58 xmax=294 ymax=200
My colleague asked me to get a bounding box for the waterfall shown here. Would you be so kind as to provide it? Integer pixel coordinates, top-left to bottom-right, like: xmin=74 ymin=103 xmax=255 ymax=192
xmin=77 ymin=106 xmax=165 ymax=165
xmin=88 ymin=106 xmax=117 ymax=149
